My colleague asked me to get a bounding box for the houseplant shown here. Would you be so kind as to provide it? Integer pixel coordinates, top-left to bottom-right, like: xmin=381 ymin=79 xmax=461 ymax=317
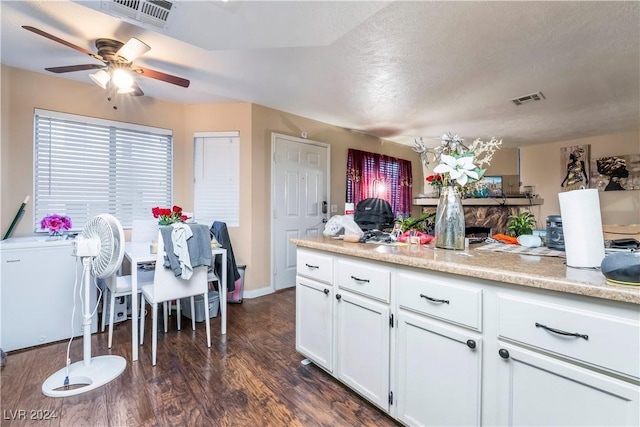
xmin=506 ymin=211 xmax=537 ymax=237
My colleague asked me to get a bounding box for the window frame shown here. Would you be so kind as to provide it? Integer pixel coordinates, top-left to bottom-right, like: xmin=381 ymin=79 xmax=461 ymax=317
xmin=33 ymin=108 xmax=173 ymax=232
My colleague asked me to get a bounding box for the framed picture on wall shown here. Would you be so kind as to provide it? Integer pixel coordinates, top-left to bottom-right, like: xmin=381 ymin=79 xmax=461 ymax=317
xmin=590 ymin=154 xmax=640 ymax=191
xmin=560 ymin=145 xmax=590 ymax=190
xmin=475 ymin=176 xmax=503 ymax=197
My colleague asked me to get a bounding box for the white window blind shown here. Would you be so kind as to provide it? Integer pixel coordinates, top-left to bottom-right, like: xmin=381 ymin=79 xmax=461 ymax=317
xmin=34 ymin=109 xmax=172 ymax=232
xmin=194 ymin=132 xmax=240 ymax=227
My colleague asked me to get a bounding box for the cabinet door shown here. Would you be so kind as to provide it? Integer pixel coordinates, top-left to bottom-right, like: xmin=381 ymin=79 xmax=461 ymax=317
xmin=335 ymin=289 xmax=390 ymax=411
xmin=396 ymin=311 xmax=482 ymax=427
xmin=496 ymin=342 xmax=640 ymax=427
xmin=296 ymin=275 xmax=333 ymax=372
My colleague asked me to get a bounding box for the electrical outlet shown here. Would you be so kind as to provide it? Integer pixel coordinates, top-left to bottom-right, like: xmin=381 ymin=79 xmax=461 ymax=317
xmin=331 ymin=204 xmax=337 ymax=213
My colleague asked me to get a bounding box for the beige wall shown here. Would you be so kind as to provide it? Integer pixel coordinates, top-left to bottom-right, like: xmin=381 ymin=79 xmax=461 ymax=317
xmin=249 ymin=104 xmax=423 ymax=290
xmin=0 ymin=65 xmax=186 ymax=240
xmin=0 ymin=66 xmax=425 ymax=294
xmin=520 ymin=130 xmax=640 ymax=227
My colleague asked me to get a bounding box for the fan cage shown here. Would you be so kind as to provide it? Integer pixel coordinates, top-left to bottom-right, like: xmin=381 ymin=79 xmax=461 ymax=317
xmin=81 ymin=214 xmax=124 ymax=278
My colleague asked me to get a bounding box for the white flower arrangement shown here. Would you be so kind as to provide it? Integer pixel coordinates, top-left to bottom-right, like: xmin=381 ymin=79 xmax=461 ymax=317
xmin=414 ymin=132 xmax=503 ymax=188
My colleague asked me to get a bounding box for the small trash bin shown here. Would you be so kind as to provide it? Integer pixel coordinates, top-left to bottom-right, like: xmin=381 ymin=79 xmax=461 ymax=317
xmin=228 ymin=265 xmax=246 ymax=303
xmin=181 ymin=291 xmax=220 ymax=322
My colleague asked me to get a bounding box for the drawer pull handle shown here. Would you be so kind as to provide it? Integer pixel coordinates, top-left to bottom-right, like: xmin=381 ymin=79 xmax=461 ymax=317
xmin=498 ymin=348 xmax=510 ymax=359
xmin=535 ymin=322 xmax=589 ymax=340
xmin=420 ymin=294 xmax=450 ymax=304
xmin=466 ymin=339 xmax=476 ymax=349
xmin=323 ymin=288 xmax=329 ymax=295
xmin=350 ymin=275 xmax=370 ymax=284
xmin=336 ymin=294 xmax=342 ymax=301
xmin=305 ymin=263 xmax=319 ymax=269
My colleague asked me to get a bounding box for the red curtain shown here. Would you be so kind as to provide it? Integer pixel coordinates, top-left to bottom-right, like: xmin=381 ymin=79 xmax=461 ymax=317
xmin=346 ymin=148 xmax=413 ymax=218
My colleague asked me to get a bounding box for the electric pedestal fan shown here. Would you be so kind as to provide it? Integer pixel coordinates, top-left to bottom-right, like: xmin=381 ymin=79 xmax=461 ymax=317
xmin=42 ymin=214 xmax=126 ymax=397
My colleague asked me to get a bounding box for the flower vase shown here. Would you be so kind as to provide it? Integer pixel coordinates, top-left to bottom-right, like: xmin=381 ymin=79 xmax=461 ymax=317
xmin=46 ymin=230 xmax=64 ymax=241
xmin=435 ymin=186 xmax=465 ymax=250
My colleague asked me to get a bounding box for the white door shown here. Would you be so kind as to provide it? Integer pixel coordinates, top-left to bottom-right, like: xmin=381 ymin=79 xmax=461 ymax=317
xmin=496 ymin=342 xmax=640 ymax=427
xmin=335 ymin=289 xmax=390 ymax=412
xmin=396 ymin=311 xmax=482 ymax=427
xmin=272 ymin=133 xmax=329 ymax=290
xmin=295 ymin=276 xmax=334 ymax=372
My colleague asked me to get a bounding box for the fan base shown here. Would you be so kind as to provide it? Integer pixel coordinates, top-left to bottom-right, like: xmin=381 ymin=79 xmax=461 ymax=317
xmin=42 ymin=355 xmax=126 ymax=397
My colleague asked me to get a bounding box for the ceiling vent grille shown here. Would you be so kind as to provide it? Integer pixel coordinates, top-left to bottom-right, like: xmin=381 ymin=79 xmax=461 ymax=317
xmin=511 ymin=92 xmax=546 ymax=106
xmin=101 ymin=0 xmax=175 ymax=29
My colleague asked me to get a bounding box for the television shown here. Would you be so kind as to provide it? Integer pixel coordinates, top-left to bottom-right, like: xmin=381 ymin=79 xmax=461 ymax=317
xmin=478 ymin=176 xmax=503 ymax=197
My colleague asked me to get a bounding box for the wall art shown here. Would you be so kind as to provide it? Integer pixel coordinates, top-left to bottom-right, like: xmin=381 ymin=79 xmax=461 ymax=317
xmin=560 ymin=145 xmax=590 ymax=190
xmin=590 ymin=154 xmax=640 ymax=191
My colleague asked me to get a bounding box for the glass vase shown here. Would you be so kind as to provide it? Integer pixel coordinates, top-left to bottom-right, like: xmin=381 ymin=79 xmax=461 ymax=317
xmin=435 ymin=186 xmax=465 ymax=250
xmin=46 ymin=230 xmax=64 ymax=241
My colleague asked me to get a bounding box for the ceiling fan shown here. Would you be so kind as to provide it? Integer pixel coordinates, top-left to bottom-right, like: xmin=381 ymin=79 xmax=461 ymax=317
xmin=22 ymin=25 xmax=190 ymax=96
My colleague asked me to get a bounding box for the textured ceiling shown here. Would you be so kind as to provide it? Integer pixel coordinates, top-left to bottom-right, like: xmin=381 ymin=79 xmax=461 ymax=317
xmin=1 ymin=1 xmax=638 ymax=148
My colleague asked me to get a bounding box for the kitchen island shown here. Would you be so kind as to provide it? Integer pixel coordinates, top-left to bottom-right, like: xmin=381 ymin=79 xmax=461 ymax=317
xmin=292 ymin=237 xmax=640 ymax=427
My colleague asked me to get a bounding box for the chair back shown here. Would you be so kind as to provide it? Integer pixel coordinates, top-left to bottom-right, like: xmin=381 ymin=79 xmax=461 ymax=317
xmin=132 ymin=219 xmax=159 ymax=242
xmin=153 ymin=230 xmax=208 ymax=302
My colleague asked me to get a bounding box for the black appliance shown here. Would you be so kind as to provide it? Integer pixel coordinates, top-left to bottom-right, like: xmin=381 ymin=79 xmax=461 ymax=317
xmin=546 ymin=215 xmax=565 ymax=250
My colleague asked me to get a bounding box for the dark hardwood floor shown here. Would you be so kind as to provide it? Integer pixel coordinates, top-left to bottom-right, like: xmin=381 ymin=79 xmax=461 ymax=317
xmin=1 ymin=288 xmax=399 ymax=426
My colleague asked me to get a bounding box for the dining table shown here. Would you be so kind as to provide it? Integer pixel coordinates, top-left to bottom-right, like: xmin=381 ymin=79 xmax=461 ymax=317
xmin=124 ymin=241 xmax=227 ymax=362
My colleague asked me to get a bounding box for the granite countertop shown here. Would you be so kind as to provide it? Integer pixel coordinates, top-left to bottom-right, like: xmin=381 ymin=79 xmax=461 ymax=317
xmin=291 ymin=237 xmax=640 ymax=305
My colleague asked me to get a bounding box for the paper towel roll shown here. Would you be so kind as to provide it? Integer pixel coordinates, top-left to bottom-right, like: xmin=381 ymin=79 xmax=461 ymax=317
xmin=558 ymin=188 xmax=605 ymax=268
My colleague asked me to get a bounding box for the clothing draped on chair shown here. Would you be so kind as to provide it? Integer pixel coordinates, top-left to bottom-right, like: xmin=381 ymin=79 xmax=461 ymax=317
xmin=210 ymin=221 xmax=240 ymax=291
xmin=160 ymin=224 xmax=213 ymax=279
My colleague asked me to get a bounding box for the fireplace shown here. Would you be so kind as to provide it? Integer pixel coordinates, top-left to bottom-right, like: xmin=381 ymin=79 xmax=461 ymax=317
xmin=422 ymin=205 xmax=517 ymax=236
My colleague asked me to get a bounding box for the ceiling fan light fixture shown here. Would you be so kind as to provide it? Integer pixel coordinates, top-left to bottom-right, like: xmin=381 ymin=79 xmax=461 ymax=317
xmin=111 ymin=68 xmax=135 ymax=90
xmin=116 ymin=86 xmax=135 ymax=94
xmin=116 ymin=37 xmax=151 ymax=63
xmin=89 ymin=70 xmax=110 ymax=89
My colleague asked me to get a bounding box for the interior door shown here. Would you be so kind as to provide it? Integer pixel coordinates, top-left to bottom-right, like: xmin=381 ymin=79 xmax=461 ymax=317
xmin=272 ymin=133 xmax=329 ymax=290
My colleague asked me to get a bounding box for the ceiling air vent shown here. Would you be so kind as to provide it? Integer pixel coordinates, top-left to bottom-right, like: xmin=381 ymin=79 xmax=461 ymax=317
xmin=511 ymin=92 xmax=546 ymax=106
xmin=101 ymin=0 xmax=176 ymax=29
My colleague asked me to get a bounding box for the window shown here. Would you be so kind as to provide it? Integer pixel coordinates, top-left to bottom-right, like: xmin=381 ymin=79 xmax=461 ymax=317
xmin=346 ymin=148 xmax=413 ymax=218
xmin=34 ymin=109 xmax=172 ymax=232
xmin=193 ymin=132 xmax=240 ymax=227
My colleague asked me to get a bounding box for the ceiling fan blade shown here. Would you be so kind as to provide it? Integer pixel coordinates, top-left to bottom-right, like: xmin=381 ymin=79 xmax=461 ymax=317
xmin=22 ymin=26 xmax=103 ymax=61
xmin=135 ymin=67 xmax=190 ymax=88
xmin=45 ymin=64 xmax=104 ymax=73
xmin=116 ymin=38 xmax=150 ymax=63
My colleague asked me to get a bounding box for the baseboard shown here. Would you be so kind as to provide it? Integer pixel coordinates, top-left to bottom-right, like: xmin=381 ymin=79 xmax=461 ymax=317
xmin=242 ymin=286 xmax=275 ymax=299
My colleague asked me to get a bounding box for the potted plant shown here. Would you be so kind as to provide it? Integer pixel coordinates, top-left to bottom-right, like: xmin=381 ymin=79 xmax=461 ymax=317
xmin=506 ymin=211 xmax=537 ymax=237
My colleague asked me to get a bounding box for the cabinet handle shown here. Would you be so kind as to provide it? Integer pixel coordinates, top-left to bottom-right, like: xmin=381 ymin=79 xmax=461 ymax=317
xmin=419 ymin=293 xmax=450 ymax=304
xmin=350 ymin=275 xmax=370 ymax=284
xmin=323 ymin=288 xmax=329 ymax=295
xmin=6 ymin=259 xmax=21 ymax=263
xmin=336 ymin=294 xmax=342 ymax=300
xmin=466 ymin=339 xmax=476 ymax=349
xmin=305 ymin=263 xmax=319 ymax=269
xmin=535 ymin=322 xmax=588 ymax=340
xmin=498 ymin=348 xmax=510 ymax=359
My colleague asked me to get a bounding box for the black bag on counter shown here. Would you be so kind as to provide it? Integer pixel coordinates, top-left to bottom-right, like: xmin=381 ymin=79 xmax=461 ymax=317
xmin=354 ymin=198 xmax=394 ymax=231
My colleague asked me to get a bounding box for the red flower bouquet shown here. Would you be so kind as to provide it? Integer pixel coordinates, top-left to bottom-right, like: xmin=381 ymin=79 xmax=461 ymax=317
xmin=426 ymin=174 xmax=444 ymax=187
xmin=152 ymin=205 xmax=188 ymax=225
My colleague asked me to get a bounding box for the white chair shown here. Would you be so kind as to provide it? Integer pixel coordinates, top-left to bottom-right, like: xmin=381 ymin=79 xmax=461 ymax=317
xmin=101 ymin=220 xmax=158 ymax=348
xmin=139 ymin=230 xmax=211 ymax=365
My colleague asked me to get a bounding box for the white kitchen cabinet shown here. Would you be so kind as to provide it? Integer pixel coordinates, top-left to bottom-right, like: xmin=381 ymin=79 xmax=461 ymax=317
xmin=295 ymin=248 xmax=334 ymax=372
xmin=295 ymin=275 xmax=333 ymax=372
xmin=335 ymin=289 xmax=391 ymax=411
xmin=0 ymin=237 xmax=97 ymax=352
xmin=396 ymin=311 xmax=482 ymax=427
xmin=495 ymin=342 xmax=640 ymax=427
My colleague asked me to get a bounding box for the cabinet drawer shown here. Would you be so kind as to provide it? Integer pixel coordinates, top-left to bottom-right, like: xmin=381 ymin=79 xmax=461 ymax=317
xmin=498 ymin=294 xmax=640 ymax=379
xmin=297 ymin=249 xmax=333 ymax=284
xmin=397 ymin=270 xmax=482 ymax=330
xmin=336 ymin=258 xmax=390 ymax=302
